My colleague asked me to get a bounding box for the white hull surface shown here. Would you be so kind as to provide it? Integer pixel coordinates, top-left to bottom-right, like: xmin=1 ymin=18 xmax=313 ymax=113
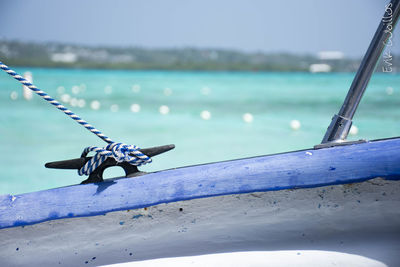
xmin=1 ymin=178 xmax=399 ymax=266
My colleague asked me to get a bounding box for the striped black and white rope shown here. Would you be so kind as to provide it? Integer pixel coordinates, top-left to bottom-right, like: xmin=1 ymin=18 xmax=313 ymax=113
xmin=0 ymin=61 xmax=152 ymax=175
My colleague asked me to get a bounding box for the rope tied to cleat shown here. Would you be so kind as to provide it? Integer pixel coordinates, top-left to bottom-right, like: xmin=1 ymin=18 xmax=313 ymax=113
xmin=79 ymin=143 xmax=151 ymax=176
xmin=0 ymin=61 xmax=152 ymax=176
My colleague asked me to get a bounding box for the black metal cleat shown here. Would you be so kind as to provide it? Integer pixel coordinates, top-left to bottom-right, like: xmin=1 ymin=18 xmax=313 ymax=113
xmin=45 ymin=144 xmax=175 ymax=184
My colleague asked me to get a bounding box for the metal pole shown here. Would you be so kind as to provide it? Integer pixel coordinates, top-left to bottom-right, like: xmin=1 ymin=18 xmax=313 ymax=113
xmin=321 ymin=0 xmax=400 ymax=144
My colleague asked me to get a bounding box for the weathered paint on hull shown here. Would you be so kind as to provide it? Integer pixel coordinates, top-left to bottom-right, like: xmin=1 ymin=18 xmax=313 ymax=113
xmin=0 ymin=138 xmax=400 ymax=266
xmin=0 ymin=178 xmax=399 ymax=266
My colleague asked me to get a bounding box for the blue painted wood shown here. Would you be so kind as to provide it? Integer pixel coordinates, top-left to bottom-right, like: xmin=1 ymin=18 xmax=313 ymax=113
xmin=1 ymin=138 xmax=400 ymax=229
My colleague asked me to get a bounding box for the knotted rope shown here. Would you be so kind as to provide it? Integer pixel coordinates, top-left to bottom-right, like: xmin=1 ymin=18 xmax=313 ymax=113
xmin=79 ymin=143 xmax=150 ymax=175
xmin=0 ymin=61 xmax=152 ymax=175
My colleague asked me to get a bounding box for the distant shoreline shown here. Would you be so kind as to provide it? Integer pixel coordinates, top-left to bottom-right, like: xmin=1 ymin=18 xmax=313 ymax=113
xmin=1 ymin=40 xmax=398 ymax=73
xmin=0 ymin=60 xmax=310 ymax=72
xmin=8 ymin=64 xmax=365 ymax=74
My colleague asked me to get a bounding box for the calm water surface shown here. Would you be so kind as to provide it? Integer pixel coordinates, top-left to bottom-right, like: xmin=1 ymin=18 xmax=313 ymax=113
xmin=0 ymin=68 xmax=399 ymax=195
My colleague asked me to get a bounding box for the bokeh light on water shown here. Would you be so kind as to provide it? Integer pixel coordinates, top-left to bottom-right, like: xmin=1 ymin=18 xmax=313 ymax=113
xmin=0 ymin=68 xmax=399 ymax=194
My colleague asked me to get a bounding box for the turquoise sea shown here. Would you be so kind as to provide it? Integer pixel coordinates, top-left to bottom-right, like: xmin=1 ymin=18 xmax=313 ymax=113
xmin=0 ymin=68 xmax=399 ymax=195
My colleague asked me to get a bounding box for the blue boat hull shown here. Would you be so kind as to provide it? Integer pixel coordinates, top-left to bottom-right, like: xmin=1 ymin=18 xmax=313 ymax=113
xmin=0 ymin=138 xmax=400 ymax=266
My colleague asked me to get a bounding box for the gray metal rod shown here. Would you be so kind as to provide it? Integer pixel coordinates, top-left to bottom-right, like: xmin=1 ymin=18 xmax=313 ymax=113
xmin=321 ymin=0 xmax=400 ymax=144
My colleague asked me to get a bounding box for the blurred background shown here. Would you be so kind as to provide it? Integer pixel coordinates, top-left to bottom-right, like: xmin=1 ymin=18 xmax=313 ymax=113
xmin=0 ymin=0 xmax=399 ymax=195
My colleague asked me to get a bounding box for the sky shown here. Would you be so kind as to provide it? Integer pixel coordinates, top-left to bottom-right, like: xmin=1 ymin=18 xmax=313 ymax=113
xmin=0 ymin=0 xmax=399 ymax=57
